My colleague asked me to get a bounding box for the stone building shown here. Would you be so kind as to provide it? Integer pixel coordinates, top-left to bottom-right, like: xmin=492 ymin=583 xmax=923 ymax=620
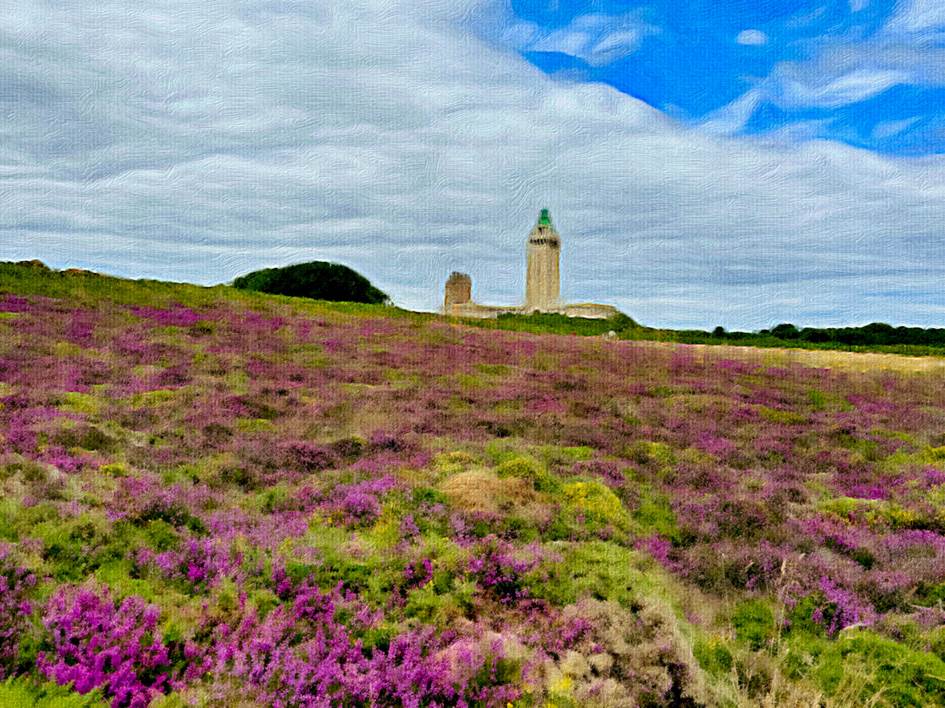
xmin=443 ymin=272 xmax=472 ymax=309
xmin=525 ymin=209 xmax=560 ymax=312
xmin=442 ymin=209 xmax=619 ymax=320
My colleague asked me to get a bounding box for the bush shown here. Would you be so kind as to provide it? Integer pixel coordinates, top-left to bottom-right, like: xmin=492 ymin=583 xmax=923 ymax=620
xmin=39 ymin=583 xmax=171 ymax=706
xmin=0 ymin=676 xmax=104 ymax=707
xmin=232 ymin=261 xmax=389 ymax=304
xmin=787 ymin=629 xmax=945 ymax=706
xmin=0 ymin=553 xmax=36 ymax=677
xmin=495 ymin=456 xmax=557 ymax=492
xmin=730 ymin=599 xmax=776 ymax=650
xmin=540 ymin=598 xmax=706 ymax=706
xmin=562 ymin=480 xmax=629 ymax=534
xmin=527 ymin=541 xmax=651 ymax=608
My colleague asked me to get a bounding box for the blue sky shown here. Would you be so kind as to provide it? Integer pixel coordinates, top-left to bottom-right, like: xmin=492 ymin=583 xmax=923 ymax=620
xmin=505 ymin=0 xmax=945 ymax=155
xmin=2 ymin=1 xmax=945 ymax=329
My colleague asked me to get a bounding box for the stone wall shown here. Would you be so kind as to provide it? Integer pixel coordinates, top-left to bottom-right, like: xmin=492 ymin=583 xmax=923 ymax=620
xmin=558 ymin=303 xmax=620 ymax=320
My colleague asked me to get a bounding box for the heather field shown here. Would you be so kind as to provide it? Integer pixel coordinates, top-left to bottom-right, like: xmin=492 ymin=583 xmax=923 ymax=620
xmin=6 ymin=264 xmax=945 ymax=707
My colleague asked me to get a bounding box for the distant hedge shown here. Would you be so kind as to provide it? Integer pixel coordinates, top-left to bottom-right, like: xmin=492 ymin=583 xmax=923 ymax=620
xmin=755 ymin=321 xmax=945 ymax=347
xmin=232 ymin=261 xmax=390 ymax=305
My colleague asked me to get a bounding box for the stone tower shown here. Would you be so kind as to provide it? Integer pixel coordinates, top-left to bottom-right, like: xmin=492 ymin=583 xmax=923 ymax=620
xmin=443 ymin=271 xmax=472 ymax=311
xmin=524 ymin=208 xmax=560 ymax=312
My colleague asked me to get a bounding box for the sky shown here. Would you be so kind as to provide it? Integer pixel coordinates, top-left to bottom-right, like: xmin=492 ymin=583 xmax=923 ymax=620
xmin=1 ymin=0 xmax=945 ymax=330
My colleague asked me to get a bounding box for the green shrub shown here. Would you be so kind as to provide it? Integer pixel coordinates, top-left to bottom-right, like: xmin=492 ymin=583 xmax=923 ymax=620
xmin=625 ymin=440 xmax=676 ymax=469
xmin=527 ymin=541 xmax=661 ymax=608
xmin=232 ymin=261 xmax=389 ymax=304
xmin=0 ymin=676 xmax=105 ymax=707
xmin=31 ymin=511 xmax=118 ymax=581
xmin=758 ymin=407 xmax=807 ymax=425
xmin=562 ymin=480 xmax=628 ymax=532
xmin=495 ymin=456 xmax=557 ymax=492
xmin=730 ymin=599 xmax=776 ymax=650
xmin=693 ymin=636 xmax=734 ymax=676
xmin=404 ymin=578 xmax=475 ymax=625
xmin=632 ymin=484 xmax=681 ymax=541
xmin=787 ymin=630 xmax=945 ymax=706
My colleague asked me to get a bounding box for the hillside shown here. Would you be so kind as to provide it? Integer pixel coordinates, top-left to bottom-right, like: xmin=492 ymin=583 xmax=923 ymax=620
xmin=4 ymin=262 xmax=945 ymax=705
xmin=462 ymin=312 xmax=945 ymax=358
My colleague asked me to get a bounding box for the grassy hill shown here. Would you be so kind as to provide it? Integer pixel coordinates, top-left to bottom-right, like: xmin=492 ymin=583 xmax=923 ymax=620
xmin=4 ymin=261 xmax=945 ymax=705
xmin=459 ymin=311 xmax=945 ymax=358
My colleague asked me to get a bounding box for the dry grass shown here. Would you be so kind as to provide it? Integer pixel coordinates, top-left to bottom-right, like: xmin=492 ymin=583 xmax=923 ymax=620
xmin=632 ymin=340 xmax=945 ymax=374
xmin=439 ymin=469 xmax=551 ymax=524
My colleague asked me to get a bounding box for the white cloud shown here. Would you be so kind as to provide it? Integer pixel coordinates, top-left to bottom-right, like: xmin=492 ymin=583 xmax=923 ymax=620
xmin=744 ymin=1 xmax=945 ymax=115
xmin=886 ymin=0 xmax=945 ymax=33
xmin=1 ymin=0 xmax=945 ymax=329
xmin=700 ymin=89 xmax=764 ymax=134
xmin=736 ymin=29 xmax=768 ymax=46
xmin=872 ymin=116 xmax=922 ymax=139
xmin=515 ymin=12 xmax=657 ymax=66
xmin=768 ymin=65 xmax=911 ymax=108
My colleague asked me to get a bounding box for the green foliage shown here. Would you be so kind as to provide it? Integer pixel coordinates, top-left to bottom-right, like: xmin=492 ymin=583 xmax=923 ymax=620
xmin=807 ymin=389 xmax=827 ymax=409
xmin=431 ymin=451 xmax=477 ymax=477
xmin=99 ymin=463 xmax=130 ymax=478
xmin=51 ymin=424 xmax=118 ymax=453
xmin=730 ymin=599 xmax=776 ymax=650
xmin=0 ymin=498 xmax=17 ymax=541
xmin=624 ymin=440 xmax=676 ymax=471
xmin=0 ymin=676 xmax=106 ymax=707
xmin=758 ymin=406 xmax=807 ymax=425
xmin=561 ymin=480 xmax=629 ymax=535
xmin=58 ymin=392 xmax=102 ymax=415
xmin=465 ymin=311 xmax=639 ymax=337
xmin=536 ymin=445 xmax=595 ymax=467
xmin=94 ymin=560 xmax=161 ymax=603
xmin=30 ymin=511 xmax=119 ymax=581
xmin=915 ymin=581 xmax=945 ymax=607
xmin=527 ymin=541 xmax=661 ymax=608
xmin=232 ymin=261 xmax=389 ymax=305
xmin=787 ymin=630 xmax=945 ymax=706
xmin=693 ymin=636 xmax=734 ymax=676
xmin=818 ymin=496 xmax=921 ymax=530
xmin=632 ymin=484 xmax=681 ymax=540
xmin=495 ymin=456 xmax=558 ymax=492
xmin=403 ymin=577 xmax=475 ymax=625
xmin=254 ymin=483 xmax=292 ymax=514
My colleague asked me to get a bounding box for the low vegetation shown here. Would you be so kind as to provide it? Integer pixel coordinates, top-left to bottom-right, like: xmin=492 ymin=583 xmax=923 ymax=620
xmin=3 ymin=260 xmax=945 ymax=705
xmin=463 ymin=311 xmax=945 ymax=357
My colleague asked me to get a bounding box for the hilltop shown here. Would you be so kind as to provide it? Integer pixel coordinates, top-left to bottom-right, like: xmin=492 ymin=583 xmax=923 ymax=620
xmin=4 ymin=261 xmax=945 ymax=705
xmin=233 ymin=261 xmax=391 ymax=305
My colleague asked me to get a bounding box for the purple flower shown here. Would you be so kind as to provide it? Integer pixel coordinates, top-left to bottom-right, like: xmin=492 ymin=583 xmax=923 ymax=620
xmin=131 ymin=304 xmax=202 ymax=327
xmin=0 ymin=552 xmax=36 ymax=677
xmin=39 ymin=584 xmax=170 ymax=706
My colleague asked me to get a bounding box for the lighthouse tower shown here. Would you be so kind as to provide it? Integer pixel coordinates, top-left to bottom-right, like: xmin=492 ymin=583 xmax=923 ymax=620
xmin=524 ymin=208 xmax=560 ymax=312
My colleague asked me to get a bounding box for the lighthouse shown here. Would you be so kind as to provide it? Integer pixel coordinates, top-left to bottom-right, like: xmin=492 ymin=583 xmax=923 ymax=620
xmin=524 ymin=208 xmax=561 ymax=312
xmin=440 ymin=207 xmax=618 ymax=320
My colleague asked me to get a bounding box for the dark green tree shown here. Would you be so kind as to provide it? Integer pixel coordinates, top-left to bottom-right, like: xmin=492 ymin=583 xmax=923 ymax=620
xmin=771 ymin=323 xmax=800 ymax=340
xmin=232 ymin=261 xmax=390 ymax=305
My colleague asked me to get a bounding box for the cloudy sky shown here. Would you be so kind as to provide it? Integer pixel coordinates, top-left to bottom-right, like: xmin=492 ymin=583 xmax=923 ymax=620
xmin=2 ymin=0 xmax=944 ymax=329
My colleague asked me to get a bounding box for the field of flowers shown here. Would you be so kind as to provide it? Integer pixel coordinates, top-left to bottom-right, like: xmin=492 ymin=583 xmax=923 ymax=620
xmin=5 ymin=261 xmax=945 ymax=706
